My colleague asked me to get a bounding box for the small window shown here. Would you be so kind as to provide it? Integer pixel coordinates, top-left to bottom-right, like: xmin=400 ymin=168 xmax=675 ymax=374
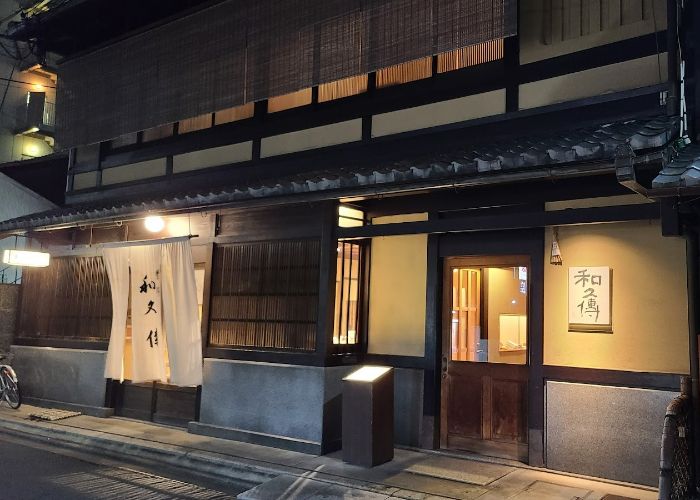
xmin=214 ymin=102 xmax=255 ymax=125
xmin=318 ymin=75 xmax=369 ymax=102
xmin=178 ymin=113 xmax=212 ymax=134
xmin=333 ymin=241 xmax=364 ymax=349
xmin=376 ymin=56 xmax=432 ymax=89
xmin=437 ymin=39 xmax=504 ymax=73
xmin=142 ymin=123 xmax=174 ymax=142
xmin=338 ymin=205 xmax=365 ymax=228
xmin=268 ymin=88 xmax=313 ymax=113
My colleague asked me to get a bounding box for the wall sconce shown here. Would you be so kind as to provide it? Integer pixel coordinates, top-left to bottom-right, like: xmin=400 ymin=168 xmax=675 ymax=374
xmin=2 ymin=249 xmax=50 ymax=267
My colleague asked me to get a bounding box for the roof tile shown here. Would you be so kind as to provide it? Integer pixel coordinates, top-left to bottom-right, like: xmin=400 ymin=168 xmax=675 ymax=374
xmin=0 ymin=114 xmax=679 ymax=232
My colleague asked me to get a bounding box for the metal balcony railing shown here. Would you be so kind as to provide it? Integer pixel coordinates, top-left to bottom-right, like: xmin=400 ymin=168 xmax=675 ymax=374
xmin=43 ymin=100 xmax=55 ymax=128
xmin=16 ymin=91 xmax=55 ymax=134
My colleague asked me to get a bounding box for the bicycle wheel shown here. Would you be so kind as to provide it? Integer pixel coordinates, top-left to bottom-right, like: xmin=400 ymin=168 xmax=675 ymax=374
xmin=2 ymin=370 xmax=21 ymax=409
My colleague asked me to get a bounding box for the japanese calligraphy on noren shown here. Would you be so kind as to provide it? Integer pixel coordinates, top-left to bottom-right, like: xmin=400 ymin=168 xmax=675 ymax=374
xmin=568 ymin=266 xmax=612 ymax=332
xmin=135 ymin=271 xmax=161 ymax=348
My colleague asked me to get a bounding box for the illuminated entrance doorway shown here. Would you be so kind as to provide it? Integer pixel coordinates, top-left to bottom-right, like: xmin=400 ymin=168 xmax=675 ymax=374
xmin=441 ymin=256 xmax=529 ymax=461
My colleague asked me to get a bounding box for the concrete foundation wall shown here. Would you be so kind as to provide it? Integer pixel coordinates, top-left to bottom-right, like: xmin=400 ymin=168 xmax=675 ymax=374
xmin=196 ymin=360 xmax=425 ymax=453
xmin=546 ymin=381 xmax=675 ymax=486
xmin=10 ymin=345 xmax=108 ymax=412
xmin=196 ymin=359 xmax=355 ymax=453
xmin=0 ymin=284 xmax=18 ymax=353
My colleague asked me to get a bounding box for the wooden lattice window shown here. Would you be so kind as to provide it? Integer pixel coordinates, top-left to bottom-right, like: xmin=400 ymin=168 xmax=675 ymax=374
xmin=17 ymin=256 xmax=112 ymax=341
xmin=333 ymin=241 xmax=365 ymax=352
xmin=543 ymin=0 xmax=653 ymax=44
xmin=208 ymin=240 xmax=320 ymax=351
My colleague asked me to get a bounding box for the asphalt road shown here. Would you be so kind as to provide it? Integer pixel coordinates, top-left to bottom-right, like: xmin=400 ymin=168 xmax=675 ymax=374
xmin=0 ymin=433 xmax=250 ymax=499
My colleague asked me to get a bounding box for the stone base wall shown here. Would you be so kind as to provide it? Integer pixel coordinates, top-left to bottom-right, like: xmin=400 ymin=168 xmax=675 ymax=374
xmin=194 ymin=359 xmax=355 ymax=454
xmin=546 ymin=380 xmax=676 ymax=486
xmin=0 ymin=284 xmax=18 ymax=353
xmin=10 ymin=345 xmax=110 ymax=415
xmin=194 ymin=360 xmax=426 ymax=454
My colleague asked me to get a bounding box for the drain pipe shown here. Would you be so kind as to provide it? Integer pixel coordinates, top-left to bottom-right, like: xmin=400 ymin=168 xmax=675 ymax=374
xmin=686 ymin=225 xmax=700 ymax=492
xmin=667 ymin=0 xmax=680 ymax=117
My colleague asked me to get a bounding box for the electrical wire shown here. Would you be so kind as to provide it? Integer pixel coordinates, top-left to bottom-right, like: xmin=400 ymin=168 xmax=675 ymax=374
xmin=0 ymin=64 xmax=16 ymax=121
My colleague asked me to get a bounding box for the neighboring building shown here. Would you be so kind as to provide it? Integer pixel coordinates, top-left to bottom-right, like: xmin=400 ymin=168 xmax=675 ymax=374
xmin=1 ymin=0 xmax=697 ymax=488
xmin=0 ymin=1 xmax=65 ymax=283
xmin=0 ymin=2 xmax=55 ymax=162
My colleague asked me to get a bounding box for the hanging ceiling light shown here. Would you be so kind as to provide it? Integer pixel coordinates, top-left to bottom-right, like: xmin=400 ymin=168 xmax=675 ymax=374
xmin=144 ymin=215 xmax=165 ymax=233
xmin=2 ymin=249 xmax=50 ymax=268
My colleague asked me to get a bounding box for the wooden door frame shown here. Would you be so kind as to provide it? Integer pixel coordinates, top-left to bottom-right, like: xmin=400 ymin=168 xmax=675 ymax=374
xmin=440 ymin=254 xmax=530 ymax=457
xmin=427 ymin=229 xmax=545 ymax=466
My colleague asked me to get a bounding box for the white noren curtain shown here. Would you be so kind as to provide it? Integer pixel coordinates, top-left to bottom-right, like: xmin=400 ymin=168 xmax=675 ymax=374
xmin=102 ymin=247 xmax=130 ymax=381
xmin=161 ymin=240 xmax=203 ymax=386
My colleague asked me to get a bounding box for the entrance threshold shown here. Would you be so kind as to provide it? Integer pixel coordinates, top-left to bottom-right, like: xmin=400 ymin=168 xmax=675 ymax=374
xmin=400 ymin=445 xmax=658 ymax=493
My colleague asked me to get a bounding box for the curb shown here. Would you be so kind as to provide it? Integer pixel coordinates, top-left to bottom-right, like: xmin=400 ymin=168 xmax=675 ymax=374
xmin=0 ymin=417 xmax=282 ymax=488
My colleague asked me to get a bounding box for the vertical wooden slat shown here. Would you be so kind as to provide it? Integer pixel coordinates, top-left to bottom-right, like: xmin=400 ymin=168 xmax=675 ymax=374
xmin=16 ymin=256 xmax=112 ymax=342
xmin=621 ymin=0 xmax=643 ymax=25
xmin=207 ymin=239 xmax=320 ymax=351
xmin=564 ymin=0 xmax=582 ymax=40
xmin=543 ymin=0 xmax=554 ymax=44
xmin=551 ymin=0 xmax=564 ymax=44
xmin=603 ymin=0 xmax=622 ymax=29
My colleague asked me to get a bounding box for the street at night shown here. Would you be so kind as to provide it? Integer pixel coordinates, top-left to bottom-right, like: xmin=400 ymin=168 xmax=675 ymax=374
xmin=0 ymin=433 xmax=246 ymax=499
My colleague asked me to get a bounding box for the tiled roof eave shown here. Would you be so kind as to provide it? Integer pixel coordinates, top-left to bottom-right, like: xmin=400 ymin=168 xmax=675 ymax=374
xmin=0 ymin=160 xmax=621 ymax=235
xmin=0 ymin=114 xmax=678 ymax=234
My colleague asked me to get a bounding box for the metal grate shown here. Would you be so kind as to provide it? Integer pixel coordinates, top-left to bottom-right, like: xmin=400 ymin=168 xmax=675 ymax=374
xmin=208 ymin=240 xmax=320 ymax=351
xmin=56 ymin=0 xmax=517 ymax=147
xmin=17 ymin=256 xmax=112 ymax=341
xmin=659 ymin=386 xmax=695 ymax=500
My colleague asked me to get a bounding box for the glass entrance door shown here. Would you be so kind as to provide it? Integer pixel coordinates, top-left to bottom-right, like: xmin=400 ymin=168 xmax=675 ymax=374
xmin=441 ymin=256 xmax=529 ymax=461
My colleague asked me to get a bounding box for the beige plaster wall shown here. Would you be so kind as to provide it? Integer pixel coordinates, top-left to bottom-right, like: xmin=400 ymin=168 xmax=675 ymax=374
xmin=73 ymin=171 xmax=98 ymax=190
xmin=371 ymin=89 xmax=505 ymax=138
xmin=520 ymin=0 xmax=667 ymax=64
xmin=545 ymin=193 xmax=652 ymax=211
xmin=101 ymin=158 xmax=167 ymax=186
xmin=173 ymin=141 xmax=253 ymax=173
xmin=367 ymin=213 xmax=428 ymax=357
xmin=544 ymin=220 xmax=689 ymax=374
xmin=261 ymin=119 xmax=362 ymax=158
xmin=519 ymin=53 xmax=667 ymax=110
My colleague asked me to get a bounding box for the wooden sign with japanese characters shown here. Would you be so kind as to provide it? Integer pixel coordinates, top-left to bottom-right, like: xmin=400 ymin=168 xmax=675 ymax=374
xmin=568 ymin=266 xmax=612 ymax=333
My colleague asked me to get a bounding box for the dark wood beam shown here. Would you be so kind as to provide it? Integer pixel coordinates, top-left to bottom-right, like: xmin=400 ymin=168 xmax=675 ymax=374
xmin=338 ymin=203 xmax=661 ymax=239
xmin=543 ymin=365 xmax=682 ymax=392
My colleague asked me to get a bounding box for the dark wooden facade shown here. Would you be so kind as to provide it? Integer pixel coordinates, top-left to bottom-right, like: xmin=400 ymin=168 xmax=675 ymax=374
xmin=8 ymin=0 xmax=699 ymax=480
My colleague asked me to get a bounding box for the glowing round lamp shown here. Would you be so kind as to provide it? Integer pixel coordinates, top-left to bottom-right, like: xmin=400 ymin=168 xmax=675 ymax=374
xmin=144 ymin=215 xmax=165 ymax=233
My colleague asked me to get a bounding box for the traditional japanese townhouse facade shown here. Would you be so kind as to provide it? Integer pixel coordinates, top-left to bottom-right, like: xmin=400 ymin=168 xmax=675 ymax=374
xmin=2 ymin=0 xmax=698 ymax=488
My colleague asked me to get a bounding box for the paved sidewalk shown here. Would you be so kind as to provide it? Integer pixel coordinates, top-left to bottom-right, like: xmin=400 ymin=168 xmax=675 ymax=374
xmin=0 ymin=404 xmax=657 ymax=499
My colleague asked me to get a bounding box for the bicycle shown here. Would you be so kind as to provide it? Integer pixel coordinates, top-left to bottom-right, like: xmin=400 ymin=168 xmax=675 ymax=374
xmin=0 ymin=354 xmax=21 ymax=409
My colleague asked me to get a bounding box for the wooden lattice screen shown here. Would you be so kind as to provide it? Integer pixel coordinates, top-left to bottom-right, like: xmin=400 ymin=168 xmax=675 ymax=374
xmin=208 ymin=240 xmax=320 ymax=351
xmin=57 ymin=0 xmax=517 ymax=147
xmin=17 ymin=256 xmax=112 ymax=341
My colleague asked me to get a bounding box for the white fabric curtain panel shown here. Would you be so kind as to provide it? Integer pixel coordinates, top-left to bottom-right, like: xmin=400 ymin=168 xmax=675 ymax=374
xmin=102 ymin=247 xmax=130 ymax=381
xmin=161 ymin=240 xmax=203 ymax=387
xmin=102 ymin=238 xmax=203 ymax=386
xmin=129 ymin=244 xmax=169 ymax=383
